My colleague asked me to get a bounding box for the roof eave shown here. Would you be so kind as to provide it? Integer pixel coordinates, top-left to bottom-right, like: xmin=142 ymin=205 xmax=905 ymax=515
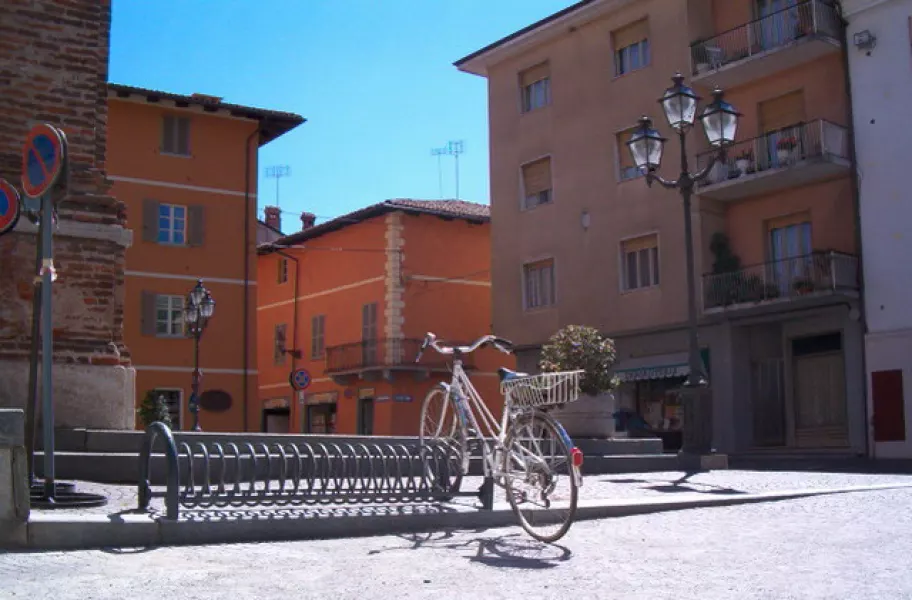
xmin=454 ymin=0 xmax=633 ymax=77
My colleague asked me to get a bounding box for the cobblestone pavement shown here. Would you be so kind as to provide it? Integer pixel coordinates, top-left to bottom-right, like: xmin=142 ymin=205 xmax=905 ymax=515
xmin=33 ymin=469 xmax=912 ymax=517
xmin=4 ymin=484 xmax=911 ymax=599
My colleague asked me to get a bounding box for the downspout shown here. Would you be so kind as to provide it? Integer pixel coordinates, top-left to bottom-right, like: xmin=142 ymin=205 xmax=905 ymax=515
xmin=243 ymin=121 xmax=265 ymax=431
xmin=835 ymin=0 xmax=871 ymax=458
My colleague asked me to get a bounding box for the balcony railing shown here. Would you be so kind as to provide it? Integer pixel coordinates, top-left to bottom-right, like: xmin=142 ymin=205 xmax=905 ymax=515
xmin=691 ymin=0 xmax=840 ymax=77
xmin=325 ymin=338 xmax=471 ymax=373
xmin=696 ymin=119 xmax=848 ymax=189
xmin=703 ymin=251 xmax=858 ymax=311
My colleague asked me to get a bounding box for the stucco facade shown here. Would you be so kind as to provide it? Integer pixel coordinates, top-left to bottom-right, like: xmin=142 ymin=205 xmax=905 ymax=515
xmin=458 ymin=0 xmax=865 ymax=455
xmin=844 ymin=0 xmax=912 ymax=457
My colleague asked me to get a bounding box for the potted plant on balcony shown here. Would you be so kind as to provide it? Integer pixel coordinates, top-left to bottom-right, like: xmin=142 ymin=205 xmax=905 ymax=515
xmin=776 ymin=136 xmax=798 ymax=163
xmin=734 ymin=149 xmax=754 ymax=176
xmin=793 ymin=277 xmax=816 ymax=295
xmin=539 ymin=324 xmax=619 ymax=438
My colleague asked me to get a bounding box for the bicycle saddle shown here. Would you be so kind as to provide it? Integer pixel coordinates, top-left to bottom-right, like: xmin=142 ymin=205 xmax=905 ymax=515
xmin=497 ymin=367 xmax=529 ymax=382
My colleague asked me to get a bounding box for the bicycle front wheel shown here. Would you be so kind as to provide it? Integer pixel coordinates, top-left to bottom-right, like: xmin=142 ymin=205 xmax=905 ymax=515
xmin=419 ymin=384 xmax=468 ymax=500
xmin=502 ymin=410 xmax=579 ymax=543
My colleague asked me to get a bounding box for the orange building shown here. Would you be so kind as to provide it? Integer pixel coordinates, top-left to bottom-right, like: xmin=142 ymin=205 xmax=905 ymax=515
xmin=256 ymin=199 xmax=513 ymax=435
xmin=106 ymin=84 xmax=304 ymax=431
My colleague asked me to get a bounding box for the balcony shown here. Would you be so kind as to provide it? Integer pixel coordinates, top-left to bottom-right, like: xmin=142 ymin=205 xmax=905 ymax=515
xmin=324 ymin=338 xmax=473 ymax=385
xmin=695 ymin=120 xmax=850 ymax=201
xmin=690 ymin=0 xmax=842 ymax=89
xmin=703 ymin=251 xmax=859 ymax=314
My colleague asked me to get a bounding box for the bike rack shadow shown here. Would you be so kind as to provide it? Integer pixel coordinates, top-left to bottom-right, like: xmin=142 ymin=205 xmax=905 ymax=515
xmin=601 ymin=472 xmax=747 ymax=495
xmin=367 ymin=530 xmax=572 ymax=570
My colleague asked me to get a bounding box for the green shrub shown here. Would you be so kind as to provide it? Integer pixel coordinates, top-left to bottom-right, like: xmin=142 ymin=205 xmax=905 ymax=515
xmin=138 ymin=389 xmax=173 ymax=429
xmin=539 ymin=325 xmax=619 ymax=396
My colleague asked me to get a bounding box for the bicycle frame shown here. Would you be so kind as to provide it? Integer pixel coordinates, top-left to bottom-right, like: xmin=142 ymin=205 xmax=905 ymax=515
xmin=444 ymin=358 xmax=548 ymax=481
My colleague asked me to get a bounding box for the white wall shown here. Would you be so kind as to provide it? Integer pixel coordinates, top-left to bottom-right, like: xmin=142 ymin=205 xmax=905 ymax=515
xmin=845 ymin=0 xmax=912 ymax=457
xmin=845 ymin=0 xmax=912 ymax=334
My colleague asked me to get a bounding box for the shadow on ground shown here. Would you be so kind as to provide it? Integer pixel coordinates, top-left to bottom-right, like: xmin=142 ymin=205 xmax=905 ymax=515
xmin=367 ymin=529 xmax=572 ymax=569
xmin=601 ymin=472 xmax=747 ymax=495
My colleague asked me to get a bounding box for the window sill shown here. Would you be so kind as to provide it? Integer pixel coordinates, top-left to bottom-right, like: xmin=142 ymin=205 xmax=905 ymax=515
xmin=617 ymin=173 xmax=646 ymax=184
xmin=520 ymin=200 xmax=554 ymax=213
xmin=155 ymin=334 xmax=187 ymax=339
xmin=619 ymin=284 xmax=659 ymax=296
xmin=160 ymin=151 xmax=193 ymax=159
xmin=523 ymin=304 xmax=556 ymax=314
xmin=155 ymin=241 xmax=188 ymax=247
xmin=611 ymin=64 xmax=651 ymax=82
xmin=520 ymin=105 xmax=551 ymax=117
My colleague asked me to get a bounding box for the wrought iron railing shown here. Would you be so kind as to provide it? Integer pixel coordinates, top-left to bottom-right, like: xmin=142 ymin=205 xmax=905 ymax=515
xmin=703 ymin=251 xmax=858 ymax=310
xmin=691 ymin=0 xmax=841 ymax=76
xmin=325 ymin=338 xmax=472 ymax=373
xmin=695 ymin=119 xmax=848 ymax=186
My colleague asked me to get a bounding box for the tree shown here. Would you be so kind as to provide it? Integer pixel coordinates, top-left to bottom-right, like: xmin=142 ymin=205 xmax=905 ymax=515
xmin=538 ymin=325 xmax=619 ymax=397
xmin=138 ymin=390 xmax=172 ymax=429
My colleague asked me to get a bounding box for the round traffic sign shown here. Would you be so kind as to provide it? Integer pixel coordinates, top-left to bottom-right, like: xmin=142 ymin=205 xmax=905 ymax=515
xmin=21 ymin=123 xmax=65 ymax=199
xmin=289 ymin=368 xmax=312 ymax=392
xmin=0 ymin=179 xmax=21 ymax=237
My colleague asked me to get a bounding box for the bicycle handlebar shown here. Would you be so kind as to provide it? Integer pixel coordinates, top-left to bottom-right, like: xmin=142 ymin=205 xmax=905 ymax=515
xmin=414 ymin=332 xmax=514 ymax=363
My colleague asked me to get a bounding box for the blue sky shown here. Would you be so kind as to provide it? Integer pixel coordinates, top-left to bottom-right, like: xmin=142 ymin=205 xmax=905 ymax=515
xmin=108 ymin=0 xmax=573 ymax=228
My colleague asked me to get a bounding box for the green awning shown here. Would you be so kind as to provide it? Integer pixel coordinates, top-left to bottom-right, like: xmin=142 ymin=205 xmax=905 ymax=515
xmin=612 ymin=352 xmax=703 ymax=383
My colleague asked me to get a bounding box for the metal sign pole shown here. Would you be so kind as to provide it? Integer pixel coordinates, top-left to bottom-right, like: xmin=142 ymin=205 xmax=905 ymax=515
xmin=39 ymin=191 xmax=55 ymax=501
xmin=24 ymin=207 xmax=44 ymax=486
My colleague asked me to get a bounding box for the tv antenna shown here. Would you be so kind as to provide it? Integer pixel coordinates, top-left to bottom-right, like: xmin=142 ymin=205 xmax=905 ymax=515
xmin=429 ymin=140 xmax=465 ymax=199
xmin=265 ymin=165 xmax=291 ymax=208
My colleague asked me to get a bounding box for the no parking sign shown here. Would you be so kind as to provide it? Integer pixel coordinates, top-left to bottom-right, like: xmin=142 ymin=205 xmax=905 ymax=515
xmin=0 ymin=179 xmax=21 ymax=237
xmin=21 ymin=123 xmax=66 ymax=199
xmin=289 ymin=368 xmax=312 ymax=392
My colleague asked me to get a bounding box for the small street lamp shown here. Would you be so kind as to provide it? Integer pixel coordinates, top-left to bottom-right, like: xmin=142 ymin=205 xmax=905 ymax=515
xmin=627 ymin=73 xmax=741 ymax=465
xmin=183 ymin=279 xmax=215 ymax=432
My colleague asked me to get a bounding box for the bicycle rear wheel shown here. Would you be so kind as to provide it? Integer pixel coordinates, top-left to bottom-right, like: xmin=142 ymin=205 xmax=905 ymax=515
xmin=419 ymin=384 xmax=468 ymax=500
xmin=502 ymin=410 xmax=579 ymax=543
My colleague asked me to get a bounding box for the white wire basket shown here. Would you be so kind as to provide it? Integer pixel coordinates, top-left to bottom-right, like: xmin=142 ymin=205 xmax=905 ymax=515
xmin=500 ymin=370 xmax=584 ymax=409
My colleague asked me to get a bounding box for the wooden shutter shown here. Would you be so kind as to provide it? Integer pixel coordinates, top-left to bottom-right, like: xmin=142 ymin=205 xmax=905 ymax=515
xmin=362 ymin=303 xmax=377 ymax=341
xmin=161 ymin=116 xmax=174 ymax=153
xmin=141 ymin=291 xmax=157 ymax=336
xmin=759 ymin=90 xmax=806 ymax=132
xmin=872 ymin=370 xmax=906 ymax=442
xmin=623 ymin=234 xmax=658 ymax=253
xmin=522 ymin=158 xmax=551 ymax=196
xmin=614 ymin=19 xmax=649 ymax=49
xmin=188 ymin=205 xmax=204 ymax=246
xmin=177 ymin=117 xmax=191 ymax=155
xmin=142 ymin=199 xmax=160 ymax=242
xmin=519 ymin=62 xmax=549 ymax=87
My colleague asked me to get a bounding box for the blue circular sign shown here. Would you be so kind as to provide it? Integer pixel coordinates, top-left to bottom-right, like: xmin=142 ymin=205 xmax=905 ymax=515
xmin=289 ymin=368 xmax=312 ymax=391
xmin=0 ymin=179 xmax=21 ymax=237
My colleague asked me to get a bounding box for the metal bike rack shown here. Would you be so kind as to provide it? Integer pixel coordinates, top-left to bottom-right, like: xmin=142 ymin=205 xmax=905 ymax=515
xmin=137 ymin=422 xmax=494 ymax=520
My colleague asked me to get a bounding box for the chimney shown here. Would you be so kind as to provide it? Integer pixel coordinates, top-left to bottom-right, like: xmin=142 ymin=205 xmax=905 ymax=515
xmin=264 ymin=206 xmax=281 ymax=232
xmin=301 ymin=212 xmax=316 ymax=230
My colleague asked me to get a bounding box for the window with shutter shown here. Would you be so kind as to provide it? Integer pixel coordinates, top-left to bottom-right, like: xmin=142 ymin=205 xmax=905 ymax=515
xmin=278 ymin=258 xmax=288 ymax=284
xmin=621 ymin=234 xmax=660 ymax=291
xmin=161 ymin=115 xmax=191 ymax=156
xmin=157 ymin=203 xmax=187 ymax=245
xmin=617 ymin=127 xmax=642 ymax=181
xmin=521 ymin=157 xmax=553 ymax=209
xmin=519 ymin=62 xmax=551 ymax=112
xmin=361 ymin=303 xmax=378 ymax=365
xmin=311 ymin=315 xmax=325 ymax=359
xmin=274 ymin=324 xmax=287 ymax=365
xmin=613 ymin=20 xmax=650 ymax=76
xmin=523 ymin=259 xmax=556 ymax=310
xmin=154 ymin=295 xmax=185 ymax=336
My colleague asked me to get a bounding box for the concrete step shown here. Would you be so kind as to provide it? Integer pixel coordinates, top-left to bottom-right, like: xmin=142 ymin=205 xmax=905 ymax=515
xmin=572 ymin=437 xmax=664 ymax=456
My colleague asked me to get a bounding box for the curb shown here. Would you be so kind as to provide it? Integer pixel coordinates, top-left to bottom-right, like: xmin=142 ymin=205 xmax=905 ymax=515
xmin=4 ymin=482 xmax=912 ymax=551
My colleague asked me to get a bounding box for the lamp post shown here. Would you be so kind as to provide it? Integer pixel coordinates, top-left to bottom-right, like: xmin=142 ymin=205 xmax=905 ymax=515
xmin=626 ymin=73 xmax=740 ymax=464
xmin=184 ymin=279 xmax=215 ymax=432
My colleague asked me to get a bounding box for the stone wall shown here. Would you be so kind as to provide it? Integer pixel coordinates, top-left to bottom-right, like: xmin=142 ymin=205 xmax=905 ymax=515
xmin=0 ymin=0 xmax=135 ymax=429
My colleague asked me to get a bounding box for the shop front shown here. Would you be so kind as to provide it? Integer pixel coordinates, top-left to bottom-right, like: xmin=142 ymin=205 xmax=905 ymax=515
xmin=612 ymin=350 xmax=710 ymax=452
xmin=300 ymin=390 xmax=338 ymax=434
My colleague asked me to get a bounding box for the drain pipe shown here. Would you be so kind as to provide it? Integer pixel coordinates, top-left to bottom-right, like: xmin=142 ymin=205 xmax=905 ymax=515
xmin=242 ymin=121 xmax=265 ymax=431
xmin=834 ymin=0 xmax=871 ymax=458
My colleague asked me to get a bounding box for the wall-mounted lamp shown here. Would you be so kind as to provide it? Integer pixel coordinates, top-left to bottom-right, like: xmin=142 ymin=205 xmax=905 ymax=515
xmin=581 ymin=210 xmax=591 ymax=230
xmin=853 ymin=29 xmax=877 ymax=52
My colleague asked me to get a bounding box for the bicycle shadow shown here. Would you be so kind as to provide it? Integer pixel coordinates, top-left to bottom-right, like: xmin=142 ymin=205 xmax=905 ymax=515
xmin=367 ymin=529 xmax=572 ymax=570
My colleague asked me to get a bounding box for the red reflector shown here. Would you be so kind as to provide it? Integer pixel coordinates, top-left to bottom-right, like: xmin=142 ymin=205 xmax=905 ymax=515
xmin=571 ymin=447 xmax=584 ymax=467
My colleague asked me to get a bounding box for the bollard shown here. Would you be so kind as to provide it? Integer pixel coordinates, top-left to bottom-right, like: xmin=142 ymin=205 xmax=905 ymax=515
xmin=0 ymin=409 xmax=30 ymax=546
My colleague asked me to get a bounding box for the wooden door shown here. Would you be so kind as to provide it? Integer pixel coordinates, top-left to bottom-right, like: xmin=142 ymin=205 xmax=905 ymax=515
xmin=793 ymin=351 xmax=849 ymax=447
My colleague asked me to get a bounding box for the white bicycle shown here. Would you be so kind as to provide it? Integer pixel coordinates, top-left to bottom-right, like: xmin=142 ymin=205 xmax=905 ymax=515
xmin=415 ymin=332 xmax=585 ymax=543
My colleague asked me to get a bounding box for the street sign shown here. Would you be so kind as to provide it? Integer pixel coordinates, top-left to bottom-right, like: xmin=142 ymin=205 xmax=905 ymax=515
xmin=21 ymin=123 xmax=65 ymax=199
xmin=0 ymin=179 xmax=21 ymax=237
xmin=289 ymin=368 xmax=312 ymax=391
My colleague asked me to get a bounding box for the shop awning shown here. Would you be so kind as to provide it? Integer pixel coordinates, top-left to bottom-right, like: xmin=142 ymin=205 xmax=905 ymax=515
xmin=612 ymin=352 xmax=702 ymax=383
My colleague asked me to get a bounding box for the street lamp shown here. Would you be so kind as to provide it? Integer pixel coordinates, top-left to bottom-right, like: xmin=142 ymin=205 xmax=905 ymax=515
xmin=183 ymin=279 xmax=215 ymax=432
xmin=627 ymin=73 xmax=741 ymax=465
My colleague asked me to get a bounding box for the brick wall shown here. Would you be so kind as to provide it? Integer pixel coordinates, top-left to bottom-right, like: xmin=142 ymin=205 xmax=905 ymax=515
xmin=0 ymin=0 xmax=135 ymax=429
